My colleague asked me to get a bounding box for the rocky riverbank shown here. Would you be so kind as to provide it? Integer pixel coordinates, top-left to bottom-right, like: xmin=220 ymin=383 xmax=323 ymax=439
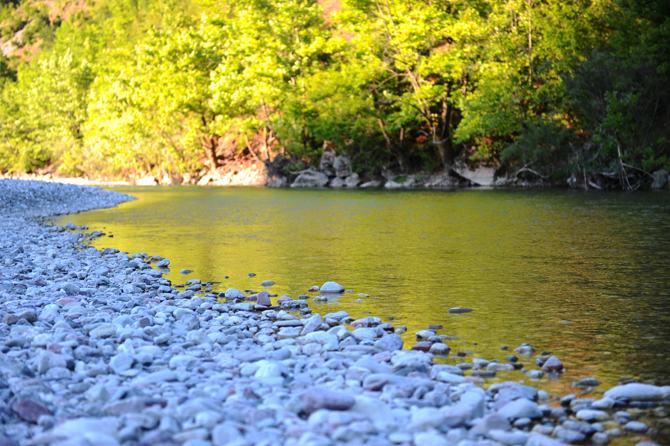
xmin=0 ymin=179 xmax=669 ymax=446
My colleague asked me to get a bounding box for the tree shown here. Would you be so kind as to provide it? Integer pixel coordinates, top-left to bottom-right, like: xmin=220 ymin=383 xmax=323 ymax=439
xmin=339 ymin=0 xmax=478 ymax=170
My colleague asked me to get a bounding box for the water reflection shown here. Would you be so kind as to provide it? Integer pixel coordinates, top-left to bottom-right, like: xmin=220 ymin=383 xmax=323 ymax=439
xmin=56 ymin=187 xmax=670 ymax=393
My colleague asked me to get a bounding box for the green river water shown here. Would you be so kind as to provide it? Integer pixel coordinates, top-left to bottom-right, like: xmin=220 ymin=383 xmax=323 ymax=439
xmin=55 ymin=186 xmax=670 ymax=396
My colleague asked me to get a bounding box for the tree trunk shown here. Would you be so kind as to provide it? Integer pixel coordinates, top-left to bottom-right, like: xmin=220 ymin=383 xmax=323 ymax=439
xmin=437 ymin=139 xmax=454 ymax=170
xmin=208 ymin=136 xmax=219 ymax=168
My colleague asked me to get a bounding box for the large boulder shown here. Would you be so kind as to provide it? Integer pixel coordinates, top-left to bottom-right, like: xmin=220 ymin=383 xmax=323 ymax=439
xmin=652 ymin=169 xmax=668 ymax=189
xmin=319 ymin=151 xmax=336 ymax=176
xmin=333 ymin=156 xmax=351 ymax=178
xmin=329 ymin=177 xmax=346 ymax=188
xmin=452 ymin=166 xmax=497 ymax=186
xmin=291 ymin=168 xmax=329 ymax=188
xmin=345 ymin=173 xmax=360 ymax=188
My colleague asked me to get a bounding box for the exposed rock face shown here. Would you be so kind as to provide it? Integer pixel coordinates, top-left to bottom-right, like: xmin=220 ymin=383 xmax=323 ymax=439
xmin=319 ymin=150 xmax=336 ymax=177
xmin=333 ymin=156 xmax=351 ymax=178
xmin=452 ymin=166 xmax=498 ymax=186
xmin=290 ymin=168 xmax=329 ymax=188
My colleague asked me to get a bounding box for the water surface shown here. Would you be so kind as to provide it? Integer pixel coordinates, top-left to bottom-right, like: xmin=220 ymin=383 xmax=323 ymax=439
xmin=56 ymin=187 xmax=670 ymax=395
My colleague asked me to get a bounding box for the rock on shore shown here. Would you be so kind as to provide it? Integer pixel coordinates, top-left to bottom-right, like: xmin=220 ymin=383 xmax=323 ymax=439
xmin=0 ymin=180 xmax=667 ymax=446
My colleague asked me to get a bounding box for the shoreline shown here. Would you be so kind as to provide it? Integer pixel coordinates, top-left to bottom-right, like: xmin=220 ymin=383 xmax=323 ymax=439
xmin=0 ymin=179 xmax=668 ymax=446
xmin=4 ymin=173 xmax=669 ymax=194
xmin=8 ymin=164 xmax=668 ymax=191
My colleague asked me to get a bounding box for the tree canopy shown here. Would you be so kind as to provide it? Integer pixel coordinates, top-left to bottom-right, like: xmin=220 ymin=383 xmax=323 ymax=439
xmin=0 ymin=0 xmax=667 ymax=188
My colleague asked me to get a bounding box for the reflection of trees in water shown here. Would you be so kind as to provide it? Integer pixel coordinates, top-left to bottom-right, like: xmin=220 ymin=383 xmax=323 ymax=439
xmin=57 ymin=188 xmax=670 ymax=388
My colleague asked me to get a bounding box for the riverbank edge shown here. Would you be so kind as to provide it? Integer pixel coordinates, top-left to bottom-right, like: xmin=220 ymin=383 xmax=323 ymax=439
xmin=0 ymin=179 xmax=667 ymax=446
xmin=5 ymin=170 xmax=670 ymax=191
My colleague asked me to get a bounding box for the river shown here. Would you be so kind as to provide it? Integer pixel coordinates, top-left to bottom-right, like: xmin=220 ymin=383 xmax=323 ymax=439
xmin=55 ymin=186 xmax=670 ymax=395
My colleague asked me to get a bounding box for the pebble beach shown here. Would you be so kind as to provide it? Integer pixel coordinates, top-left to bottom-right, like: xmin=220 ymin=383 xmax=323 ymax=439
xmin=0 ymin=179 xmax=668 ymax=446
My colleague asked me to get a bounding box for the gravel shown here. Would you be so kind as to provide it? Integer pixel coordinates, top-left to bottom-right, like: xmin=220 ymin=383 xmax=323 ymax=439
xmin=0 ymin=179 xmax=667 ymax=446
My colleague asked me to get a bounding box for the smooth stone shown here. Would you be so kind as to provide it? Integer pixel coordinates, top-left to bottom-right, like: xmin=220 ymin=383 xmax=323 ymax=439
xmin=109 ymin=353 xmax=134 ymax=374
xmin=487 ymin=362 xmax=515 ymax=372
xmin=448 ymin=308 xmax=474 ymax=314
xmin=52 ymin=417 xmax=119 ymax=439
xmin=302 ymin=388 xmax=356 ymax=414
xmin=349 ymin=396 xmax=395 ymax=423
xmin=489 ymin=429 xmax=530 ymax=446
xmin=576 ymin=409 xmax=610 ymax=421
xmin=304 ymin=332 xmax=339 ymax=350
xmin=591 ymin=433 xmax=610 ymax=445
xmin=352 ymin=328 xmax=377 ymax=341
xmin=260 ymin=280 xmax=275 ymax=287
xmin=301 ymin=314 xmax=323 ymax=336
xmin=233 ymin=303 xmax=253 ymax=311
xmin=498 ymin=399 xmax=543 ymax=419
xmin=555 ymin=427 xmax=587 ymax=444
xmin=36 ymin=351 xmax=69 ymax=374
xmin=325 ymin=311 xmax=349 ymax=321
xmin=435 ymin=372 xmax=467 ymax=384
xmin=430 ymin=364 xmax=464 ymax=378
xmin=514 ymin=418 xmax=532 ymax=429
xmin=257 ymin=291 xmax=272 ymax=307
xmin=89 ymin=324 xmax=116 ymax=338
xmin=320 ymin=281 xmax=345 ymax=293
xmin=11 ymin=398 xmax=52 ymax=423
xmin=526 ymin=434 xmax=573 ymax=446
xmin=469 ymin=413 xmax=511 ymax=437
xmin=277 ymin=327 xmax=301 ymax=339
xmin=212 ymin=422 xmax=243 ymax=446
xmin=440 ymin=392 xmax=486 ymax=427
xmin=541 ymin=356 xmax=563 ymax=372
xmin=411 ymin=341 xmax=432 ymax=352
xmin=274 ymin=320 xmax=303 ymax=328
xmin=374 ymin=334 xmax=404 ymax=352
xmin=132 ymin=369 xmax=178 ymax=386
xmin=224 ymin=288 xmax=246 ymax=299
xmin=470 ymin=370 xmax=496 ymax=378
xmin=413 ymin=432 xmax=450 ymax=446
xmin=604 ymin=383 xmax=670 ymax=401
xmin=514 ymin=344 xmax=537 ymax=357
xmin=575 ymin=377 xmax=601 ymax=388
xmin=254 ymin=360 xmax=289 ymax=379
xmin=351 ymin=316 xmax=382 ymax=327
xmin=169 ymin=355 xmax=200 ymax=369
xmin=623 ymin=421 xmax=648 ymax=434
xmin=416 ymin=329 xmax=435 ymax=340
xmin=591 ymin=397 xmax=615 ymax=409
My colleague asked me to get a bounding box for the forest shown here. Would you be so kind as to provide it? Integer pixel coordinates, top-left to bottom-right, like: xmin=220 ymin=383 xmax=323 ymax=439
xmin=0 ymin=0 xmax=668 ymax=188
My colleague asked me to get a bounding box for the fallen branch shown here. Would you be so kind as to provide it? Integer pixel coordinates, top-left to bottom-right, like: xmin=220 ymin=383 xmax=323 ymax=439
xmin=621 ymin=163 xmax=655 ymax=179
xmin=516 ymin=166 xmax=549 ymax=179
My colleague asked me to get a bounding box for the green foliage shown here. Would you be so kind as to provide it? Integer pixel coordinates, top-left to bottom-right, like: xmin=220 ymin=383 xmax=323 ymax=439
xmin=501 ymin=119 xmax=576 ymax=178
xmin=0 ymin=0 xmax=666 ymax=186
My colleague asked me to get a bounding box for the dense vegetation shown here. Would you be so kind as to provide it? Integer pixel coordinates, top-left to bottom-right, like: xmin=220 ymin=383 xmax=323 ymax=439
xmin=0 ymin=0 xmax=668 ymax=188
